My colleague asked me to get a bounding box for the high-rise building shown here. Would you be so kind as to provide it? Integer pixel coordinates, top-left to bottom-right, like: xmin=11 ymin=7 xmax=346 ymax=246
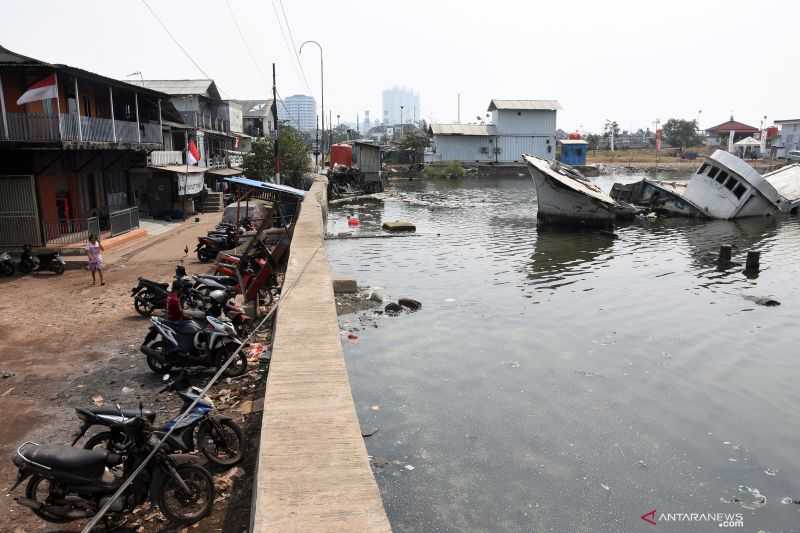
xmin=362 ymin=110 xmax=371 ymax=132
xmin=283 ymin=94 xmax=317 ymax=131
xmin=382 ymin=87 xmax=420 ymax=125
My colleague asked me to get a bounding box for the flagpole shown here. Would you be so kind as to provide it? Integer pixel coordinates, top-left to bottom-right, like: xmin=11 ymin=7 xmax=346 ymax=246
xmin=54 ymin=72 xmax=63 ymax=140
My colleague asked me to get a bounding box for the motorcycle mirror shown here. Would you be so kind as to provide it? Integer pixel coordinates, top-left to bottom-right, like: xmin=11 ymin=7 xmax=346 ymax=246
xmin=162 ymin=373 xmax=171 ymax=382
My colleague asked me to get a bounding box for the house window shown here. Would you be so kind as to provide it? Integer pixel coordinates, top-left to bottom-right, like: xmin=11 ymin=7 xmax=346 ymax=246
xmin=708 ymin=166 xmax=719 ymax=179
xmin=733 ymin=183 xmax=747 ymax=199
xmin=716 ymin=170 xmax=728 ymax=184
xmin=83 ymin=95 xmax=91 ymax=117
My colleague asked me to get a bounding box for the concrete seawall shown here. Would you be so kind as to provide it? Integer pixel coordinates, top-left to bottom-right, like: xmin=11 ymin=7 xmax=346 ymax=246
xmin=252 ymin=177 xmax=392 ymax=532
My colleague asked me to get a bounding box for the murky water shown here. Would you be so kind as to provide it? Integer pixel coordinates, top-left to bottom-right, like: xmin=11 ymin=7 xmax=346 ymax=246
xmin=325 ymin=174 xmax=800 ymax=533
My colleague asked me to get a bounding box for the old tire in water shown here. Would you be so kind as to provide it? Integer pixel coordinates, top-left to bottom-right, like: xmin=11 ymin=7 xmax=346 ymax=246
xmin=197 ymin=418 xmax=244 ymax=466
xmin=158 ymin=463 xmax=215 ymax=524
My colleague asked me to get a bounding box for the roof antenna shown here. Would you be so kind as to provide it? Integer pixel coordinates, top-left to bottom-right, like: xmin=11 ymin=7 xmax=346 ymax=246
xmin=126 ymin=71 xmax=144 ymax=82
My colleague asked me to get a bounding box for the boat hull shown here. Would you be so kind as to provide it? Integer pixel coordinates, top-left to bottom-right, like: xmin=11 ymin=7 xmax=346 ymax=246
xmin=529 ymin=167 xmax=616 ymax=227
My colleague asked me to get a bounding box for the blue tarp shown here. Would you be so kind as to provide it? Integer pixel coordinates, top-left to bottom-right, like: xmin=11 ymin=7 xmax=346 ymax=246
xmin=224 ymin=176 xmax=306 ymax=198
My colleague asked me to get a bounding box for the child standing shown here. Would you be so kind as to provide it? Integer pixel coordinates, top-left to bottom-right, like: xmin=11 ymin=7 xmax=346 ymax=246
xmin=86 ymin=234 xmax=105 ymax=285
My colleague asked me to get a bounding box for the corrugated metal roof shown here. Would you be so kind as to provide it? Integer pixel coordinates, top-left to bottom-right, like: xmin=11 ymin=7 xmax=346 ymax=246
xmin=156 ymin=165 xmax=207 ymax=174
xmin=429 ymin=123 xmax=496 ymax=136
xmin=128 ymin=79 xmax=221 ymax=99
xmin=488 ymin=99 xmax=562 ymax=111
xmin=233 ymin=99 xmax=274 ymax=117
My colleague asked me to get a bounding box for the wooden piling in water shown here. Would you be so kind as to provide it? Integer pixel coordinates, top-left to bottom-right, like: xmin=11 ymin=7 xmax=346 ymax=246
xmin=745 ymin=251 xmax=760 ymax=272
xmin=718 ymin=245 xmax=732 ymax=265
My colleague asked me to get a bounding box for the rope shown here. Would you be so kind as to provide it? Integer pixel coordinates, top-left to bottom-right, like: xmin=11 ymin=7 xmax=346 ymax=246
xmin=81 ymin=243 xmax=322 ymax=531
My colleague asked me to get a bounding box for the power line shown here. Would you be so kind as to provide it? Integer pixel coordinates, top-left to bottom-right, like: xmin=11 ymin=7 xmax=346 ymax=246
xmin=270 ymin=0 xmax=311 ymax=94
xmin=225 ymin=0 xmax=268 ymax=86
xmin=276 ymin=0 xmax=312 ymax=92
xmin=140 ymin=0 xmax=212 ymax=82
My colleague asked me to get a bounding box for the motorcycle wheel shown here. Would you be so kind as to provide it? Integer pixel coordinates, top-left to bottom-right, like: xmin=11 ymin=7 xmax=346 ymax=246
xmin=18 ymin=260 xmax=33 ymax=275
xmin=0 ymin=262 xmax=13 ymax=276
xmin=218 ymin=343 xmax=247 ymax=377
xmin=25 ymin=475 xmax=71 ymax=523
xmin=134 ymin=293 xmax=156 ymax=316
xmin=52 ymin=262 xmax=65 ymax=275
xmin=197 ymin=418 xmax=244 ymax=466
xmin=146 ymin=341 xmax=172 ymax=374
xmin=158 ymin=463 xmax=215 ymax=524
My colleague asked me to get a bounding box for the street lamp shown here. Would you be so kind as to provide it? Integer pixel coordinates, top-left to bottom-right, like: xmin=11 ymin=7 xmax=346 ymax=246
xmin=400 ymin=105 xmax=404 ymax=137
xmin=299 ymin=40 xmax=324 ymax=157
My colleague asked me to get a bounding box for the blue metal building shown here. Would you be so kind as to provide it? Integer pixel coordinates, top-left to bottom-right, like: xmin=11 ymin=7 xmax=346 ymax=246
xmin=558 ymin=139 xmax=588 ymax=166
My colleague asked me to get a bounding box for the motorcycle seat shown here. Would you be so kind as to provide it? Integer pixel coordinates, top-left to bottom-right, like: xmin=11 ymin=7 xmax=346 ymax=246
xmin=19 ymin=444 xmax=115 ymax=477
xmin=196 ymin=275 xmax=237 ymax=286
xmin=84 ymin=406 xmax=157 ymax=423
xmin=141 ymin=279 xmax=169 ymax=289
xmin=162 ymin=319 xmax=204 ymax=335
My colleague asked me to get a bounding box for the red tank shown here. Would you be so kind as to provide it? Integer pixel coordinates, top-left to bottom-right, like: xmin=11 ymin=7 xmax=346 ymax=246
xmin=568 ymin=131 xmax=582 ymax=140
xmin=330 ymin=144 xmax=353 ymax=167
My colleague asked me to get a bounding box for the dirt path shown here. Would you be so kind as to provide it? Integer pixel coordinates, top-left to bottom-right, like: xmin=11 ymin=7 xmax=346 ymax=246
xmin=0 ymin=213 xmax=233 ymax=532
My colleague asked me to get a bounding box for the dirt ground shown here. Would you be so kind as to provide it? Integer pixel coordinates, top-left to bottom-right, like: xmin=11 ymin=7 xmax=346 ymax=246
xmin=0 ymin=213 xmax=269 ymax=533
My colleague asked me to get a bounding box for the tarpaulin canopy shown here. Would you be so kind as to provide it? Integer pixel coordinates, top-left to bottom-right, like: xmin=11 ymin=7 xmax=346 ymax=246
xmin=224 ymin=176 xmax=306 ymax=198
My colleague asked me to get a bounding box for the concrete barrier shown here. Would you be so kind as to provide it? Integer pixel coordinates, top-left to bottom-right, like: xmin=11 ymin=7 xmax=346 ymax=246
xmin=252 ymin=176 xmax=391 ymax=533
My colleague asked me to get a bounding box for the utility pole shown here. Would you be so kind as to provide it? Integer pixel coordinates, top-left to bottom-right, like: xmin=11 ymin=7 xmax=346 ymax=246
xmin=329 ymin=109 xmax=332 ymax=149
xmin=272 ymin=63 xmax=280 ymax=184
xmin=400 ymin=105 xmax=404 ymax=137
xmin=457 ymin=93 xmax=461 ymax=123
xmin=315 ymin=115 xmax=320 ymax=172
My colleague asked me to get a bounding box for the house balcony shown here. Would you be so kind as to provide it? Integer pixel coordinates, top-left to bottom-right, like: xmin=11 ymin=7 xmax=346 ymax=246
xmin=1 ymin=111 xmax=162 ymax=146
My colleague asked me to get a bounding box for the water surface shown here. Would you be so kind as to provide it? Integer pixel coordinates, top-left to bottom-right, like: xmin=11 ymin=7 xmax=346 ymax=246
xmin=326 ymin=174 xmax=800 ymax=533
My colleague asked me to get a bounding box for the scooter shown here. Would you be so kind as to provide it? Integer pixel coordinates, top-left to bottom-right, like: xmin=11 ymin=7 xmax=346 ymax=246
xmin=131 ymin=265 xmax=197 ymax=316
xmin=0 ymin=251 xmax=14 ymax=276
xmin=195 ymin=228 xmax=239 ymax=263
xmin=10 ymin=414 xmax=215 ymax=525
xmin=140 ymin=314 xmax=247 ymax=377
xmin=18 ymin=245 xmax=65 ymax=275
xmin=72 ymin=373 xmax=244 ymax=467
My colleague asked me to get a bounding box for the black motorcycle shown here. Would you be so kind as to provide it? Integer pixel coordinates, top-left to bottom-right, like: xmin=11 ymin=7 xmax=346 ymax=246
xmin=73 ymin=373 xmax=244 ymax=467
xmin=18 ymin=245 xmax=65 ymax=275
xmin=140 ymin=314 xmax=247 ymax=376
xmin=131 ymin=265 xmax=197 ymax=316
xmin=11 ymin=413 xmax=215 ymax=526
xmin=0 ymin=251 xmax=14 ymax=276
xmin=195 ymin=228 xmax=239 ymax=263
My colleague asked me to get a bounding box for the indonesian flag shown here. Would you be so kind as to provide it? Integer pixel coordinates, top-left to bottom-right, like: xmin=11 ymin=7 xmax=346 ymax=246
xmin=17 ymin=74 xmax=58 ymax=105
xmin=187 ymin=139 xmax=201 ymax=165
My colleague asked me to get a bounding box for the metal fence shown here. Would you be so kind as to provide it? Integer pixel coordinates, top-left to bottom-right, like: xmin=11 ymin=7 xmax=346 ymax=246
xmin=141 ymin=122 xmax=162 ymax=144
xmin=81 ymin=116 xmax=115 ymax=142
xmin=44 ymin=216 xmax=100 ymax=245
xmin=110 ymin=206 xmax=139 ymax=237
xmin=116 ymin=120 xmax=139 ymax=143
xmin=3 ymin=112 xmax=60 ymax=142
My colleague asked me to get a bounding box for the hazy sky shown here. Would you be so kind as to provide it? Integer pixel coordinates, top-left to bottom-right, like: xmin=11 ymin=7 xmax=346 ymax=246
xmin=3 ymin=0 xmax=797 ymax=132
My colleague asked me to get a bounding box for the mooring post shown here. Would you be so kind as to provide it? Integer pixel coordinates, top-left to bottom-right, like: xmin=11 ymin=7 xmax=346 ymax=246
xmin=745 ymin=251 xmax=760 ymax=272
xmin=718 ymin=245 xmax=732 ymax=265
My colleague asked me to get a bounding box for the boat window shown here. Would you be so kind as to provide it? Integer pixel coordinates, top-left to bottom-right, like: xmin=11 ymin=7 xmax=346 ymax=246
xmin=724 ymin=177 xmax=737 ymax=191
xmin=708 ymin=166 xmax=719 ymax=178
xmin=697 ymin=163 xmax=709 ymax=175
xmin=716 ymin=170 xmax=728 ymax=184
xmin=733 ymin=183 xmax=747 ymax=199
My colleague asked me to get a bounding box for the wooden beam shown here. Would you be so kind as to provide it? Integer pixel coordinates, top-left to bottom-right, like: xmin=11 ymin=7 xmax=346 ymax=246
xmin=0 ymin=73 xmax=8 ymax=139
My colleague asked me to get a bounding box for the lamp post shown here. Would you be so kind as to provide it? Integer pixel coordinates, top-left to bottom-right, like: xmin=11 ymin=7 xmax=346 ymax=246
xmin=299 ymin=40 xmax=324 ymax=159
xmin=400 ymin=105 xmax=404 ymax=138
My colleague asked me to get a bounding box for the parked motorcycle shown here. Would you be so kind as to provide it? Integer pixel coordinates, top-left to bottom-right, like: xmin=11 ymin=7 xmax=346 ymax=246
xmin=73 ymin=373 xmax=244 ymax=467
xmin=140 ymin=315 xmax=246 ymax=377
xmin=0 ymin=251 xmax=14 ymax=276
xmin=18 ymin=245 xmax=65 ymax=275
xmin=196 ymin=227 xmax=239 ymax=263
xmin=10 ymin=413 xmax=215 ymax=525
xmin=131 ymin=265 xmax=197 ymax=316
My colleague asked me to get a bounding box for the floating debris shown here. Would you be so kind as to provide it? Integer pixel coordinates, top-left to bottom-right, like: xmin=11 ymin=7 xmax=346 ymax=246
xmin=404 ymin=464 xmax=415 ymax=471
xmin=600 ymin=483 xmax=611 ymax=492
xmin=764 ymin=468 xmax=778 ymax=477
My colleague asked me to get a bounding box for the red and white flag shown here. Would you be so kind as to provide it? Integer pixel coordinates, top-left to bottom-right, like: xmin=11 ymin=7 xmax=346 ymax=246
xmin=187 ymin=139 xmax=201 ymax=165
xmin=16 ymin=74 xmax=58 ymax=105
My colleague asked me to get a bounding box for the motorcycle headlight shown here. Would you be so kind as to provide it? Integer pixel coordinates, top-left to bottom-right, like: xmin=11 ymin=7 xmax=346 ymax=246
xmin=148 ymin=434 xmax=161 ymax=449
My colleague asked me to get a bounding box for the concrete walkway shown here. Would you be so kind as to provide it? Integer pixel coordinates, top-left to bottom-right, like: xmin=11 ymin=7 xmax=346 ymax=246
xmin=252 ymin=178 xmax=391 ymax=532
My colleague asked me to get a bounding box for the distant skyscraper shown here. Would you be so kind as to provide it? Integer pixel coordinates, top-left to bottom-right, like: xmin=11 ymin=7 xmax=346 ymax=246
xmin=363 ymin=110 xmax=371 ymax=132
xmin=382 ymin=87 xmax=420 ymax=125
xmin=283 ymin=94 xmax=317 ymax=131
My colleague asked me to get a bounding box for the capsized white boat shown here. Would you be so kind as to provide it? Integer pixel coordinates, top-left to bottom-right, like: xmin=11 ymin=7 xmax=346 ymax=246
xmin=611 ymin=150 xmax=800 ymax=220
xmin=683 ymin=150 xmax=786 ymax=219
xmin=523 ymin=154 xmax=635 ymax=227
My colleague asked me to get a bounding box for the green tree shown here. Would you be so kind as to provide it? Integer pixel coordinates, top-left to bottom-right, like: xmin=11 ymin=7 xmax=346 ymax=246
xmin=662 ymin=119 xmax=702 ymax=150
xmin=243 ymin=126 xmax=310 ymax=185
xmin=585 ymin=133 xmax=601 ymax=151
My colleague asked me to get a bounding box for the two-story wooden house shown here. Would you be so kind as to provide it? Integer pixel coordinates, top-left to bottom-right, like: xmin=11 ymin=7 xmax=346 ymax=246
xmin=0 ymin=45 xmax=168 ymax=247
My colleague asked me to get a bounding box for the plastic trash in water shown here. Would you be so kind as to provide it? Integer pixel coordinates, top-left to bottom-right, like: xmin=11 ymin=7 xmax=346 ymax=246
xmin=347 ymin=215 xmax=360 ymax=226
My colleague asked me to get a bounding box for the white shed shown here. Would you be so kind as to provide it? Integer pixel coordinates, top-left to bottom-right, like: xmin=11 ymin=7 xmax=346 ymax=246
xmin=429 ymin=99 xmax=561 ymax=163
